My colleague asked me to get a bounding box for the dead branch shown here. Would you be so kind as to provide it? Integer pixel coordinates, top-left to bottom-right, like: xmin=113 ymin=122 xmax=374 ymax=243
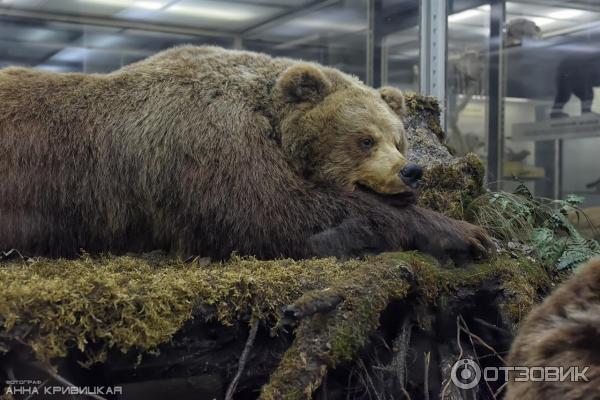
xmin=225 ymin=318 xmax=260 ymax=400
xmin=458 ymin=316 xmax=506 ymax=365
xmin=391 ymin=316 xmax=412 ymax=390
xmin=424 ymin=352 xmax=430 ymax=400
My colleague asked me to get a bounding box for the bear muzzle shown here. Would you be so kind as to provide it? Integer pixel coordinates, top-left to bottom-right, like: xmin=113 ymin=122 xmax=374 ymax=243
xmin=399 ymin=163 xmax=423 ymax=189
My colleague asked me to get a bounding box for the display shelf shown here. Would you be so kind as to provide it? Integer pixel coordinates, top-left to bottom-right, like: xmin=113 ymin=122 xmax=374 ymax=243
xmin=512 ymin=113 xmax=600 ymax=142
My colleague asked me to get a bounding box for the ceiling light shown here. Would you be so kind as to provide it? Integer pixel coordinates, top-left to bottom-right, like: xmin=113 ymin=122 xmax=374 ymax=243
xmin=166 ymin=3 xmax=259 ymax=21
xmin=531 ymin=17 xmax=554 ymax=26
xmin=547 ymin=9 xmax=585 ymax=19
xmin=293 ymin=18 xmax=365 ymax=32
xmin=0 ymin=0 xmax=42 ymax=5
xmin=79 ymin=0 xmax=165 ymax=9
xmin=448 ymin=9 xmax=480 ymax=23
xmin=37 ymin=64 xmax=72 ymax=73
xmin=79 ymin=0 xmax=135 ymax=6
xmin=132 ymin=1 xmax=164 ymax=10
xmin=50 ymin=47 xmax=91 ymax=62
xmin=22 ymin=28 xmax=55 ymax=41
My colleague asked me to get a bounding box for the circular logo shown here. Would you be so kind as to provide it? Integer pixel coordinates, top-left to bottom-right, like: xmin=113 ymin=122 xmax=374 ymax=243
xmin=451 ymin=358 xmax=481 ymax=390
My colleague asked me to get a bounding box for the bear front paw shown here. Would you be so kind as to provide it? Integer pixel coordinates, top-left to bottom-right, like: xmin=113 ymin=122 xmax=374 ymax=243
xmin=422 ymin=220 xmax=495 ymax=266
xmin=459 ymin=222 xmax=495 ymax=261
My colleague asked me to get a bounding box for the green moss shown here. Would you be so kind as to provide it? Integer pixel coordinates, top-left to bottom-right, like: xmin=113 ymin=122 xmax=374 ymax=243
xmin=0 ymin=255 xmax=359 ymax=364
xmin=418 ymin=153 xmax=485 ymax=219
xmin=403 ymin=93 xmax=444 ymax=142
xmin=0 ymin=251 xmax=553 ymax=399
xmin=405 ymin=251 xmax=552 ymax=325
xmin=404 ymin=93 xmax=441 ymax=115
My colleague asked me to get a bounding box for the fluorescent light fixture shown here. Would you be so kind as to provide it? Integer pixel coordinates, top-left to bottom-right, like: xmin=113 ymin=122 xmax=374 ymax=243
xmin=50 ymin=47 xmax=91 ymax=62
xmin=22 ymin=28 xmax=56 ymax=42
xmin=131 ymin=1 xmax=164 ymax=10
xmin=79 ymin=0 xmax=166 ymax=10
xmin=79 ymin=0 xmax=135 ymax=6
xmin=448 ymin=9 xmax=480 ymax=23
xmin=292 ymin=18 xmax=365 ymax=32
xmin=477 ymin=4 xmax=490 ymax=12
xmin=400 ymin=49 xmax=419 ymax=57
xmin=505 ymin=97 xmax=531 ymax=103
xmin=166 ymin=2 xmax=259 ymax=21
xmin=530 ymin=17 xmax=554 ymax=27
xmin=84 ymin=34 xmax=124 ymax=48
xmin=0 ymin=0 xmax=42 ymax=5
xmin=37 ymin=64 xmax=72 ymax=73
xmin=547 ymin=9 xmax=585 ymax=20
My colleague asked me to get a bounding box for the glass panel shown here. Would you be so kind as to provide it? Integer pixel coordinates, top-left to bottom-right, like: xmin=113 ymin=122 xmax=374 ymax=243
xmin=0 ymin=0 xmax=374 ymax=78
xmin=446 ymin=0 xmax=600 ymax=235
xmin=381 ymin=0 xmax=420 ymax=92
xmin=244 ymin=0 xmax=368 ymax=81
xmin=446 ymin=1 xmax=490 ymax=159
xmin=501 ymin=0 xmax=600 ymax=215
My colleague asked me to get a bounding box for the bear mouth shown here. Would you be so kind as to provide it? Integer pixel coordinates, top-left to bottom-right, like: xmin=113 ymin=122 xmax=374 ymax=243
xmin=356 ymin=183 xmax=418 ymax=208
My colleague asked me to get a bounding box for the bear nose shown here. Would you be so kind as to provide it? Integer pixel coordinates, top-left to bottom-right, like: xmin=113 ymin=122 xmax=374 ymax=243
xmin=400 ymin=163 xmax=423 ymax=189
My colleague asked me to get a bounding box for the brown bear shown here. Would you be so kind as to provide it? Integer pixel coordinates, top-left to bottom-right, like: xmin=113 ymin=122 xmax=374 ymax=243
xmin=0 ymin=45 xmax=491 ymax=261
xmin=505 ymin=257 xmax=600 ymax=399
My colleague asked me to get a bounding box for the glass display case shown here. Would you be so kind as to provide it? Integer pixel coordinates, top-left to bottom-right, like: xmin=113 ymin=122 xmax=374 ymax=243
xmin=446 ymin=0 xmax=600 ymax=222
xmin=0 ymin=0 xmax=418 ymax=82
xmin=2 ymin=2 xmax=600 ymax=398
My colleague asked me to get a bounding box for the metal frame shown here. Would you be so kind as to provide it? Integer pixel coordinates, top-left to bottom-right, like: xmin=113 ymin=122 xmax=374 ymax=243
xmin=419 ymin=0 xmax=447 ymax=131
xmin=366 ymin=0 xmax=375 ymax=87
xmin=486 ymin=0 xmax=505 ymax=190
xmin=366 ymin=0 xmax=384 ymax=87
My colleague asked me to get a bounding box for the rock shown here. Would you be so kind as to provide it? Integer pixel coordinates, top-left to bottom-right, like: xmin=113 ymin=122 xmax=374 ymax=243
xmin=404 ymin=93 xmax=486 ymax=219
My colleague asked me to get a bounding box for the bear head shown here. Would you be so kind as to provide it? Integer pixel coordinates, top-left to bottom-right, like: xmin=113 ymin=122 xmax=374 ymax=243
xmin=276 ymin=64 xmax=420 ymax=196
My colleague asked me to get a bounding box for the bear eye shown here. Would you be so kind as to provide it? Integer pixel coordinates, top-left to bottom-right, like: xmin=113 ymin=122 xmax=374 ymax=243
xmin=360 ymin=138 xmax=375 ymax=149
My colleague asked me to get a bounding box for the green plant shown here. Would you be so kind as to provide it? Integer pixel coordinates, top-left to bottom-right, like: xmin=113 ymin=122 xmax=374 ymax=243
xmin=468 ymin=184 xmax=600 ymax=270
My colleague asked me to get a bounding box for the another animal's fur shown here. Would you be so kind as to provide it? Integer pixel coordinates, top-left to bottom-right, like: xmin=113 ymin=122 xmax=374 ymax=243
xmin=0 ymin=46 xmax=491 ymax=261
xmin=551 ymin=55 xmax=600 ymax=117
xmin=506 ymin=258 xmax=600 ymax=399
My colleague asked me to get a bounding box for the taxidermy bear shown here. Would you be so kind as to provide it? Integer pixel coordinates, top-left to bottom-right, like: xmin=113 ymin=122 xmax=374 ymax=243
xmin=0 ymin=46 xmax=491 ymax=262
xmin=506 ymin=257 xmax=600 ymax=399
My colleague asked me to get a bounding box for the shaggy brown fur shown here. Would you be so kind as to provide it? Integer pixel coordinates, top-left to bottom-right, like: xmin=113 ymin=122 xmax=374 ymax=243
xmin=0 ymin=45 xmax=491 ymax=261
xmin=506 ymin=258 xmax=600 ymax=399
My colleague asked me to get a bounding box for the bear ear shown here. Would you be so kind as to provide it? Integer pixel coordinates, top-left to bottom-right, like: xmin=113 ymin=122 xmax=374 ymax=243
xmin=379 ymin=86 xmax=406 ymax=117
xmin=277 ymin=64 xmax=331 ymax=103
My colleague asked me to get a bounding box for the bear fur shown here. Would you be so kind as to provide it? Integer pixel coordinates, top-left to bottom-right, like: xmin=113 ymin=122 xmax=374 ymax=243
xmin=0 ymin=45 xmax=491 ymax=261
xmin=505 ymin=257 xmax=600 ymax=399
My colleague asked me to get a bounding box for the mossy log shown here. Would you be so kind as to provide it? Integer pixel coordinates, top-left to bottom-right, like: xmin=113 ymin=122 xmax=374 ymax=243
xmin=0 ymin=94 xmax=558 ymax=399
xmin=0 ymin=251 xmax=555 ymax=399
